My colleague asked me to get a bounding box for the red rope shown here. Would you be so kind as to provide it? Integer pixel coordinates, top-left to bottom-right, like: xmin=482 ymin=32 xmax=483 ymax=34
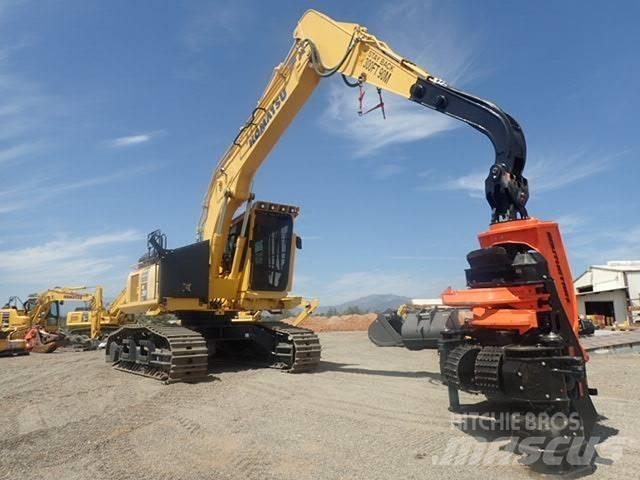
xmin=357 ymin=86 xmax=386 ymax=119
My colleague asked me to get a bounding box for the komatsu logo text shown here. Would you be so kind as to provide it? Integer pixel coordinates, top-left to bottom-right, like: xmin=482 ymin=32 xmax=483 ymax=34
xmin=249 ymin=89 xmax=287 ymax=147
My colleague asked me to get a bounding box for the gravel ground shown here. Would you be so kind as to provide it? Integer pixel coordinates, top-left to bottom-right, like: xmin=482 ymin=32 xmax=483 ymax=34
xmin=0 ymin=332 xmax=638 ymax=480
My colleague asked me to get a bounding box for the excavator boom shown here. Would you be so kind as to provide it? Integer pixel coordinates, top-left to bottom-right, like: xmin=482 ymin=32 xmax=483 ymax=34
xmin=198 ymin=10 xmax=528 ymax=273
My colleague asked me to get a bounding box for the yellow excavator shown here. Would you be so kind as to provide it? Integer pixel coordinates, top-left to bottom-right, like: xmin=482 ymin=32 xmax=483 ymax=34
xmin=106 ymin=8 xmax=524 ymax=382
xmin=0 ymin=286 xmax=129 ymax=353
xmin=0 ymin=334 xmax=28 ymax=356
xmin=104 ymin=13 xmax=597 ymax=459
xmin=102 ymin=8 xmax=538 ymax=381
xmin=64 ymin=287 xmax=129 ymax=340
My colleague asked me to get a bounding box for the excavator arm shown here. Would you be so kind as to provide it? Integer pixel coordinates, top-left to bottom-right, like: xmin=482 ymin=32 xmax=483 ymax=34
xmin=27 ymin=287 xmax=95 ymax=330
xmin=90 ymin=287 xmax=128 ymax=340
xmin=121 ymin=9 xmax=530 ymax=317
xmin=198 ymin=10 xmax=529 ymax=302
xmin=197 ymin=9 xmax=529 ymax=301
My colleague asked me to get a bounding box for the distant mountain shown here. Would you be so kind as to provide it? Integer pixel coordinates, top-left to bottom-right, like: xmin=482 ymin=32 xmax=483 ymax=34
xmin=316 ymin=294 xmax=411 ymax=315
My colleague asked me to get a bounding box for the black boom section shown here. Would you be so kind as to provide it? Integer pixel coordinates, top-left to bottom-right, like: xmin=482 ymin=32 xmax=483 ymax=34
xmin=159 ymin=240 xmax=210 ymax=301
xmin=409 ymin=78 xmax=528 ymax=223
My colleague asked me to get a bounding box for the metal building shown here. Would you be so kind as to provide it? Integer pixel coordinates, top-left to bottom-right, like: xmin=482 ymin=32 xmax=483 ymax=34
xmin=574 ymin=261 xmax=640 ymax=326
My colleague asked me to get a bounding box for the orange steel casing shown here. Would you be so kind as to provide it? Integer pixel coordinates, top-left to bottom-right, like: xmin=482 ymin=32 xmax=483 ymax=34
xmin=442 ymin=218 xmax=584 ymax=354
xmin=442 ymin=284 xmax=551 ymax=335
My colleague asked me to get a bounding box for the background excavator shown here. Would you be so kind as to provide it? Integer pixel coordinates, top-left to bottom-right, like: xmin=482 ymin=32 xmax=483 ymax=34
xmin=64 ymin=287 xmax=129 ymax=341
xmin=104 ymin=9 xmax=597 ymax=455
xmin=0 ymin=286 xmax=129 ymax=353
xmin=0 ymin=302 xmax=28 ymax=356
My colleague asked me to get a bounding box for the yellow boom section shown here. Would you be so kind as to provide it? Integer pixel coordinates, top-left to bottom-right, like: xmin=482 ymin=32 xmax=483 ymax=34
xmin=197 ymin=10 xmax=435 ymax=291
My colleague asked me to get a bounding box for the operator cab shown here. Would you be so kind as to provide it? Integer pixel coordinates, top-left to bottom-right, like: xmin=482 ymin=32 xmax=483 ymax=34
xmin=224 ymin=201 xmax=300 ymax=293
xmin=21 ymin=296 xmax=64 ymax=330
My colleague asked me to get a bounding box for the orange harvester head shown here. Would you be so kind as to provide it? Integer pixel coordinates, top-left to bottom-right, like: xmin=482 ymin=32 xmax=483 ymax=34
xmin=442 ymin=218 xmax=585 ymax=357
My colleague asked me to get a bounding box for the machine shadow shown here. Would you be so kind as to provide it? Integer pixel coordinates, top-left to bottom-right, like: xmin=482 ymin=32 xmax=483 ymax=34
xmin=185 ymin=374 xmax=221 ymax=384
xmin=316 ymin=360 xmax=443 ymax=381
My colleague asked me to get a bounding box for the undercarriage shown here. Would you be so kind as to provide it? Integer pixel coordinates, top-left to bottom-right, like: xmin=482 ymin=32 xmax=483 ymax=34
xmin=105 ymin=318 xmax=321 ymax=384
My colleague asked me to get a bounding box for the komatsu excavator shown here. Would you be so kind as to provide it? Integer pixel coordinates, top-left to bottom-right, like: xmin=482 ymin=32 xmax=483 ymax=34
xmin=0 ymin=286 xmax=129 ymax=353
xmin=105 ymin=9 xmax=597 ymax=453
xmin=1 ymin=289 xmax=82 ymax=353
xmin=64 ymin=287 xmax=129 ymax=340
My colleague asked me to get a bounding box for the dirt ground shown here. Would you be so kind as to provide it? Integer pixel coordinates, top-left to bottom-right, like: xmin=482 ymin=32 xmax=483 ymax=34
xmin=0 ymin=332 xmax=638 ymax=480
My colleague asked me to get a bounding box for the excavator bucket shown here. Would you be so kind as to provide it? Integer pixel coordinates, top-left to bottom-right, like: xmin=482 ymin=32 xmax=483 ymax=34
xmin=369 ymin=308 xmax=467 ymax=349
xmin=367 ymin=312 xmax=403 ymax=347
xmin=401 ymin=309 xmax=466 ymax=350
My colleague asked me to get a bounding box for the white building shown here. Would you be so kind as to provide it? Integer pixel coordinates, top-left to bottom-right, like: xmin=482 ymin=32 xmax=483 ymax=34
xmin=574 ymin=261 xmax=640 ymax=325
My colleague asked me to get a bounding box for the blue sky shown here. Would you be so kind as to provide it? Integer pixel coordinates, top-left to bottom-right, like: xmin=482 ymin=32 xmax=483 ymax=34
xmin=0 ymin=0 xmax=638 ymax=305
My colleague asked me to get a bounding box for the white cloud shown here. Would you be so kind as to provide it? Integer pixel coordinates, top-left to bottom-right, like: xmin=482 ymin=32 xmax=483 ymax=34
xmin=439 ymin=171 xmax=486 ymax=198
xmin=0 ymin=164 xmax=159 ymax=215
xmin=0 ymin=41 xmax=51 ymax=165
xmin=376 ymin=1 xmax=481 ymax=85
xmin=433 ymin=151 xmax=616 ymax=198
xmin=0 ymin=230 xmax=142 ymax=287
xmin=0 ymin=202 xmax=24 ymax=214
xmin=568 ymin=225 xmax=640 ymax=265
xmin=374 ymin=163 xmax=405 ymax=180
xmin=108 ymin=131 xmax=163 ymax=148
xmin=0 ymin=143 xmax=41 ymax=163
xmin=183 ymin=1 xmax=254 ymax=52
xmin=319 ymin=1 xmax=479 ymax=157
xmin=526 ymin=151 xmax=609 ymax=192
xmin=321 ymin=85 xmax=457 ymax=157
xmin=0 ymin=1 xmax=24 ymax=23
xmin=55 ymin=164 xmax=159 ymax=192
xmin=554 ymin=214 xmax=588 ymax=235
